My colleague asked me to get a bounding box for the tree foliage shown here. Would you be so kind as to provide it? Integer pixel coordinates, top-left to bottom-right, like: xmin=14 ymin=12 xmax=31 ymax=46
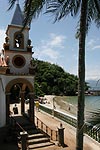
xmin=33 ymin=59 xmax=88 ymax=97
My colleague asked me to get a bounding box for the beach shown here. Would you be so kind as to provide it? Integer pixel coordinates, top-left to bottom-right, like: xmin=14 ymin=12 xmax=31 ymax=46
xmin=43 ymin=95 xmax=77 ymax=117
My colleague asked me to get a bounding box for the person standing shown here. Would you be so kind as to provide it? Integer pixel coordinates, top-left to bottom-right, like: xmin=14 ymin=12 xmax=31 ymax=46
xmin=35 ymin=101 xmax=39 ymax=111
xmin=13 ymin=104 xmax=18 ymax=114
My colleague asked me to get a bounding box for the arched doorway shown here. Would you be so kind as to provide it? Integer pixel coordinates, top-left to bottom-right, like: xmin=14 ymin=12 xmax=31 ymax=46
xmin=10 ymin=84 xmax=21 ymax=104
xmin=6 ymin=78 xmax=35 ymax=123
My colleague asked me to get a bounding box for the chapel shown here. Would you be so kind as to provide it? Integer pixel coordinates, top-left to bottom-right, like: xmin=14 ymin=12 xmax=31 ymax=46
xmin=0 ymin=2 xmax=36 ymax=127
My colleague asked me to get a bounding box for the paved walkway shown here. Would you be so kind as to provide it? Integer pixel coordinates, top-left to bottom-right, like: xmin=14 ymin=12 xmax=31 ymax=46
xmin=35 ymin=110 xmax=100 ymax=150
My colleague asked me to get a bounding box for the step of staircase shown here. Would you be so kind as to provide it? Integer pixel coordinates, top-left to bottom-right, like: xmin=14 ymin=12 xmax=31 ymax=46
xmin=28 ymin=133 xmax=46 ymax=139
xmin=27 ymin=130 xmax=55 ymax=149
xmin=28 ymin=141 xmax=54 ymax=149
xmin=28 ymin=137 xmax=50 ymax=145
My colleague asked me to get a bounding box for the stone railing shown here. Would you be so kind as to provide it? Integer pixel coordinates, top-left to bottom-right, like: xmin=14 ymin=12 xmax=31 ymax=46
xmin=35 ymin=116 xmax=58 ymax=141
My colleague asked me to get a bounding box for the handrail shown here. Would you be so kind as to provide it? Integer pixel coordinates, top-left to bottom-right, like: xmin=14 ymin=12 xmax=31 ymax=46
xmin=35 ymin=115 xmax=58 ymax=141
xmin=9 ymin=115 xmax=29 ymax=150
xmin=9 ymin=115 xmax=26 ymax=133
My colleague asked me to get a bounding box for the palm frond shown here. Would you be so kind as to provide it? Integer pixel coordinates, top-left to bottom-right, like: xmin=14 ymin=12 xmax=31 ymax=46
xmin=94 ymin=0 xmax=100 ymax=14
xmin=23 ymin=0 xmax=33 ymax=27
xmin=23 ymin=0 xmax=46 ymax=27
xmin=76 ymin=0 xmax=100 ymax=38
xmin=8 ymin=0 xmax=100 ymax=33
xmin=8 ymin=0 xmax=17 ymax=10
xmin=46 ymin=0 xmax=81 ymax=22
xmin=89 ymin=0 xmax=100 ymax=28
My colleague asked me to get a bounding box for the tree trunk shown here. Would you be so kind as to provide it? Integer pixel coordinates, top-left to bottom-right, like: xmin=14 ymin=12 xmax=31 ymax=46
xmin=76 ymin=0 xmax=88 ymax=150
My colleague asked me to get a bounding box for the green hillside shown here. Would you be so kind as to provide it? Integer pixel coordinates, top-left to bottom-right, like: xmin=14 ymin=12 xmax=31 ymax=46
xmin=32 ymin=59 xmax=88 ymax=97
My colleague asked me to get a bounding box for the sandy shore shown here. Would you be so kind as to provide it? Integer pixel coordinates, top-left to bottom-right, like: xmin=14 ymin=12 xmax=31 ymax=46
xmin=43 ymin=95 xmax=77 ymax=117
xmin=43 ymin=95 xmax=93 ymax=121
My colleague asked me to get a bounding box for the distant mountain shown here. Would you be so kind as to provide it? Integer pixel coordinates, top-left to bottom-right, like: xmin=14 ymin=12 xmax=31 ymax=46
xmin=86 ymin=79 xmax=100 ymax=90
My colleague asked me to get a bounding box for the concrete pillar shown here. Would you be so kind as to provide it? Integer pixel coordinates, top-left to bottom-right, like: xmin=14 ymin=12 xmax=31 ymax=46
xmin=58 ymin=123 xmax=65 ymax=147
xmin=6 ymin=93 xmax=11 ymax=124
xmin=20 ymin=91 xmax=25 ymax=114
xmin=20 ymin=131 xmax=28 ymax=150
xmin=29 ymin=92 xmax=34 ymax=124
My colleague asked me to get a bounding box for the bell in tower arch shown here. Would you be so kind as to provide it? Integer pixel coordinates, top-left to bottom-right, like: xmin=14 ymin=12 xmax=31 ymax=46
xmin=14 ymin=32 xmax=24 ymax=49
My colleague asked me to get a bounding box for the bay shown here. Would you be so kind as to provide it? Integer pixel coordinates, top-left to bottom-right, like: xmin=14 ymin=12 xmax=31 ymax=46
xmin=55 ymin=95 xmax=100 ymax=118
xmin=65 ymin=95 xmax=100 ymax=111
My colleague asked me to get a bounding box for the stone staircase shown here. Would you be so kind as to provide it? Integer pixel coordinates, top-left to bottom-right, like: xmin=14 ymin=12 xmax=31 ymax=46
xmin=24 ymin=124 xmax=54 ymax=149
xmin=28 ymin=132 xmax=54 ymax=149
xmin=13 ymin=116 xmax=54 ymax=149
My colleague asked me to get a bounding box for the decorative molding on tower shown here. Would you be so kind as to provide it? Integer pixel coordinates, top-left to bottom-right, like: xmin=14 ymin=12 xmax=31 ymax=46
xmin=1 ymin=2 xmax=37 ymax=75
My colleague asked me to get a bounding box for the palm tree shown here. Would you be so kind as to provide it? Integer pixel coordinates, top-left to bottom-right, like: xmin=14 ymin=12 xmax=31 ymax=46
xmin=8 ymin=0 xmax=100 ymax=150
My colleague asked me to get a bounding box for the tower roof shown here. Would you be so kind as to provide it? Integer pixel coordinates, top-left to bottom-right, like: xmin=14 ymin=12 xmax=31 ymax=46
xmin=11 ymin=3 xmax=24 ymax=26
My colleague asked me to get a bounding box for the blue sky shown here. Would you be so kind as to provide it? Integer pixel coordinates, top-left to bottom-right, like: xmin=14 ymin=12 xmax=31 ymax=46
xmin=0 ymin=1 xmax=100 ymax=82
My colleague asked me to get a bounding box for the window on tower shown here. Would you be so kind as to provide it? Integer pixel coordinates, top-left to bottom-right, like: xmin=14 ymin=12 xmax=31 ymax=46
xmin=14 ymin=32 xmax=24 ymax=49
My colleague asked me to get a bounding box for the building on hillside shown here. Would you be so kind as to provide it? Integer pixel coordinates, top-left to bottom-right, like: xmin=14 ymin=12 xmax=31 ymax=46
xmin=0 ymin=3 xmax=36 ymax=127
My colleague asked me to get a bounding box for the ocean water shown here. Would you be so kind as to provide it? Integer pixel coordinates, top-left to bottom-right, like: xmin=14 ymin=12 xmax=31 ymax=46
xmin=59 ymin=95 xmax=100 ymax=117
xmin=64 ymin=95 xmax=100 ymax=111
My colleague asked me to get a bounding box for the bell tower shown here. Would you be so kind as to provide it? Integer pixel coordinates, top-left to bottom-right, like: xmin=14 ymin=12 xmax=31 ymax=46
xmin=3 ymin=3 xmax=33 ymax=74
xmin=0 ymin=2 xmax=36 ymax=127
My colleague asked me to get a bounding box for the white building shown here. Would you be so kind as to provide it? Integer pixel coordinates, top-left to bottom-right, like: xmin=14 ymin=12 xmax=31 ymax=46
xmin=0 ymin=3 xmax=36 ymax=127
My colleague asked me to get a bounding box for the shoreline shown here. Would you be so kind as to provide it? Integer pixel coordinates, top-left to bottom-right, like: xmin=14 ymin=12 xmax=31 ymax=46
xmin=43 ymin=95 xmax=77 ymax=117
xmin=43 ymin=95 xmax=92 ymax=120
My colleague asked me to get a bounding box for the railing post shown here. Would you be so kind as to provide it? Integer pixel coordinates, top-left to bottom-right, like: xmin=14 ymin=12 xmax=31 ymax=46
xmin=56 ymin=131 xmax=58 ymax=141
xmin=37 ymin=118 xmax=39 ymax=127
xmin=95 ymin=131 xmax=98 ymax=141
xmin=41 ymin=122 xmax=43 ymax=130
xmin=98 ymin=132 xmax=100 ymax=142
xmin=58 ymin=123 xmax=65 ymax=147
xmin=51 ymin=130 xmax=53 ymax=140
xmin=46 ymin=126 xmax=48 ymax=133
xmin=20 ymin=131 xmax=28 ymax=150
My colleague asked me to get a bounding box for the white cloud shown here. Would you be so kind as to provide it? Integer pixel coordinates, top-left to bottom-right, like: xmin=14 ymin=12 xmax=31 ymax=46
xmin=48 ymin=33 xmax=66 ymax=48
xmin=34 ymin=33 xmax=66 ymax=63
xmin=92 ymin=45 xmax=100 ymax=50
xmin=40 ymin=33 xmax=66 ymax=49
xmin=34 ymin=46 xmax=61 ymax=63
xmin=41 ymin=48 xmax=60 ymax=60
xmin=87 ymin=38 xmax=100 ymax=51
xmin=87 ymin=39 xmax=95 ymax=47
xmin=0 ymin=28 xmax=6 ymax=50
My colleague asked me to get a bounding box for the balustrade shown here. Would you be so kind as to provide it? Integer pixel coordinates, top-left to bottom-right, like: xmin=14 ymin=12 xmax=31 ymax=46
xmin=35 ymin=116 xmax=58 ymax=141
